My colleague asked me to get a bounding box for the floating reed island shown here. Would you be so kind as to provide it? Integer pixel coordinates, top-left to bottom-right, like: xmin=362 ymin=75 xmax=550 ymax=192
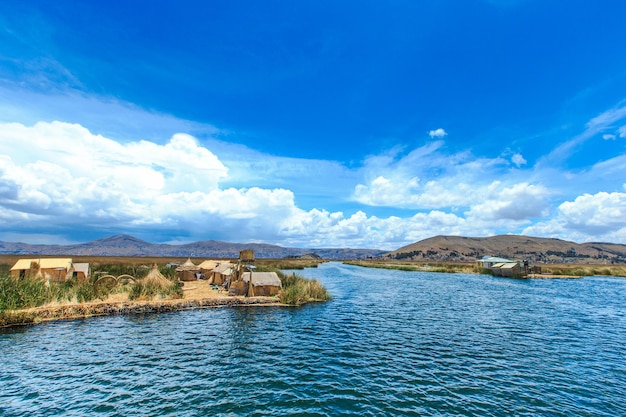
xmin=0 ymin=251 xmax=331 ymax=328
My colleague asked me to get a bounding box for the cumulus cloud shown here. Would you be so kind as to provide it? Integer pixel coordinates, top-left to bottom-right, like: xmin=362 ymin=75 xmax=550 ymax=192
xmin=0 ymin=121 xmax=446 ymax=249
xmin=0 ymin=122 xmax=233 ymax=236
xmin=465 ymin=182 xmax=551 ymax=222
xmin=3 ymin=119 xmax=626 ymax=249
xmin=352 ymin=142 xmax=548 ymax=222
xmin=523 ymin=192 xmax=626 ymax=243
xmin=428 ymin=128 xmax=447 ymax=138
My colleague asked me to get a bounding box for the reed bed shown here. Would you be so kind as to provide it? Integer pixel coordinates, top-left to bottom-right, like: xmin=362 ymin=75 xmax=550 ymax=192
xmin=128 ymin=278 xmax=182 ymax=301
xmin=275 ymin=271 xmax=331 ymax=305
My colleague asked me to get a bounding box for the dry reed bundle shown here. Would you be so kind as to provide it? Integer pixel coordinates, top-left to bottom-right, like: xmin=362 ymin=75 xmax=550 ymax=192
xmin=141 ymin=264 xmax=171 ymax=288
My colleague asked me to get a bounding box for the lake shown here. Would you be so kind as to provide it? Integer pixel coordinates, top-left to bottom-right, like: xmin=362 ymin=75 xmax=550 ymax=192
xmin=1 ymin=262 xmax=625 ymax=416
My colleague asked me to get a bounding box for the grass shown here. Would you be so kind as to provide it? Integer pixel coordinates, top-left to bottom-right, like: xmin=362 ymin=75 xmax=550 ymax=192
xmin=0 ymin=269 xmax=181 ymax=311
xmin=276 ymin=271 xmax=331 ymax=305
xmin=344 ymin=260 xmax=478 ymax=274
xmin=255 ymin=264 xmax=331 ymax=305
xmin=540 ymin=264 xmax=626 ymax=277
xmin=0 ymin=274 xmax=103 ymax=312
xmin=128 ymin=279 xmax=182 ymax=301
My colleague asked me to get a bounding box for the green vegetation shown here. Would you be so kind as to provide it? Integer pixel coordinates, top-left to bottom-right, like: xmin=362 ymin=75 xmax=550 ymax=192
xmin=541 ymin=264 xmax=626 ymax=277
xmin=0 ymin=274 xmax=101 ymax=313
xmin=344 ymin=260 xmax=478 ymax=274
xmin=276 ymin=271 xmax=331 ymax=305
xmin=255 ymin=264 xmax=330 ymax=305
xmin=0 ymin=268 xmax=180 ymax=313
xmin=255 ymin=258 xmax=324 ymax=270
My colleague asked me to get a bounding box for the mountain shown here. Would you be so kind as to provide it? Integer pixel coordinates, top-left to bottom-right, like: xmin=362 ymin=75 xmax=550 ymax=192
xmin=384 ymin=235 xmax=626 ymax=264
xmin=0 ymin=234 xmax=385 ymax=260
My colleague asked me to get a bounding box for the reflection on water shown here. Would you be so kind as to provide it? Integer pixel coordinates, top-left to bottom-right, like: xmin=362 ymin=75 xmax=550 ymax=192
xmin=2 ymin=263 xmax=625 ymax=416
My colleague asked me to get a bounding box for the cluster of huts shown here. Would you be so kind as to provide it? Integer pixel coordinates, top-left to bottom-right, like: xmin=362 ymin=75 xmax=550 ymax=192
xmin=476 ymin=256 xmax=540 ymax=278
xmin=9 ymin=258 xmax=91 ymax=282
xmin=8 ymin=249 xmax=282 ymax=298
xmin=173 ymin=250 xmax=282 ymax=297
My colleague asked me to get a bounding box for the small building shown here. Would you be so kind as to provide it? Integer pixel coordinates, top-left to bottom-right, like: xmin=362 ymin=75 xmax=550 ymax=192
xmin=210 ymin=262 xmax=234 ymax=286
xmin=490 ymin=262 xmax=522 ymax=278
xmin=10 ymin=258 xmax=73 ymax=282
xmin=242 ymin=271 xmax=282 ymax=297
xmin=176 ymin=258 xmax=200 ymax=282
xmin=476 ymin=256 xmax=516 ymax=269
xmin=72 ymin=263 xmax=91 ymax=282
xmin=198 ymin=260 xmax=219 ymax=281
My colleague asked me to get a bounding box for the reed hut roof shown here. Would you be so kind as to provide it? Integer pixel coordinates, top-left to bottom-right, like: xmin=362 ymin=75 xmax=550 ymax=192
xmin=10 ymin=258 xmax=73 ymax=271
xmin=212 ymin=262 xmax=233 ymax=273
xmin=242 ymin=272 xmax=282 ymax=287
xmin=176 ymin=258 xmax=199 ymax=272
xmin=40 ymin=258 xmax=72 ymax=270
xmin=198 ymin=260 xmax=219 ymax=270
xmin=73 ymin=263 xmax=90 ymax=275
xmin=10 ymin=258 xmax=38 ymax=271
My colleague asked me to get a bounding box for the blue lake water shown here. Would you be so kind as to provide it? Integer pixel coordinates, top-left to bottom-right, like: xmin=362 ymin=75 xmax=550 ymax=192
xmin=1 ymin=262 xmax=625 ymax=416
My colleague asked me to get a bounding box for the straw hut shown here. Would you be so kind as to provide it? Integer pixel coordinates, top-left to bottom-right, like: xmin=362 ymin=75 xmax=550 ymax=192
xmin=39 ymin=258 xmax=73 ymax=282
xmin=72 ymin=263 xmax=91 ymax=282
xmin=211 ymin=262 xmax=234 ymax=286
xmin=10 ymin=259 xmax=39 ymax=279
xmin=242 ymin=271 xmax=282 ymax=297
xmin=495 ymin=262 xmax=522 ymax=278
xmin=176 ymin=258 xmax=200 ymax=281
xmin=198 ymin=260 xmax=219 ymax=282
xmin=10 ymin=258 xmax=73 ymax=282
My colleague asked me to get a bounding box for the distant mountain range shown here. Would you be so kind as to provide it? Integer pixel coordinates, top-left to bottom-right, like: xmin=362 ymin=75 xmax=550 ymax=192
xmin=385 ymin=235 xmax=626 ymax=264
xmin=0 ymin=234 xmax=386 ymax=260
xmin=2 ymin=234 xmax=625 ymax=264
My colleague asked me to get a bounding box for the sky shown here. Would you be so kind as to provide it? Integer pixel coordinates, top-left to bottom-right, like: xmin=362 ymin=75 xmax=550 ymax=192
xmin=1 ymin=0 xmax=626 ymax=250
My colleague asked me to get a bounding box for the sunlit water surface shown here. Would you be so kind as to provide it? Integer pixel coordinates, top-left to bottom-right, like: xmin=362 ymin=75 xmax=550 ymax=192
xmin=1 ymin=262 xmax=625 ymax=416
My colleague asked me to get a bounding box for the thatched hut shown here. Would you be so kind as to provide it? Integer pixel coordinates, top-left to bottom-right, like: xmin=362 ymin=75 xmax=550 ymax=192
xmin=10 ymin=258 xmax=73 ymax=282
xmin=242 ymin=272 xmax=282 ymax=297
xmin=211 ymin=262 xmax=234 ymax=286
xmin=72 ymin=263 xmax=91 ymax=282
xmin=176 ymin=258 xmax=200 ymax=282
xmin=198 ymin=260 xmax=219 ymax=282
xmin=10 ymin=259 xmax=39 ymax=279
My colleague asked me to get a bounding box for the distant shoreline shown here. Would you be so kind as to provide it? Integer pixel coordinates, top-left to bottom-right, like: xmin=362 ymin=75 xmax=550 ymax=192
xmin=343 ymin=260 xmax=626 ymax=278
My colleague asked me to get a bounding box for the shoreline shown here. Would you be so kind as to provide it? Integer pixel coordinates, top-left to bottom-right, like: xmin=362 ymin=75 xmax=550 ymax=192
xmin=1 ymin=294 xmax=285 ymax=328
xmin=343 ymin=260 xmax=626 ymax=278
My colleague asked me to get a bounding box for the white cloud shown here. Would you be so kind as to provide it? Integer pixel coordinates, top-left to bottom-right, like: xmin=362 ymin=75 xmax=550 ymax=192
xmin=428 ymin=128 xmax=447 ymax=138
xmin=352 ymin=142 xmax=548 ymax=222
xmin=619 ymin=125 xmax=626 ymax=138
xmin=523 ymin=192 xmax=626 ymax=243
xmin=511 ymin=153 xmax=527 ymax=167
xmin=465 ymin=182 xmax=551 ymax=222
xmin=3 ymin=118 xmax=626 ymax=249
xmin=0 ymin=121 xmax=403 ymax=248
xmin=603 ymin=134 xmax=617 ymax=140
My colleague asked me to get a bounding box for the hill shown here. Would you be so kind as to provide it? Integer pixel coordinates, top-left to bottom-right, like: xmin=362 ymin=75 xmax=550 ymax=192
xmin=0 ymin=234 xmax=385 ymax=260
xmin=384 ymin=235 xmax=626 ymax=264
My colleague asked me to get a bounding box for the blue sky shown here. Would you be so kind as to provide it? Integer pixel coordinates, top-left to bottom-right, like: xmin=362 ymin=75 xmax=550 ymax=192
xmin=1 ymin=0 xmax=626 ymax=250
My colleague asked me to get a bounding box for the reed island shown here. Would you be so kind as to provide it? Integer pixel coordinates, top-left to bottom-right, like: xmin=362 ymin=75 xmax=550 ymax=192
xmin=0 ymin=251 xmax=330 ymax=328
